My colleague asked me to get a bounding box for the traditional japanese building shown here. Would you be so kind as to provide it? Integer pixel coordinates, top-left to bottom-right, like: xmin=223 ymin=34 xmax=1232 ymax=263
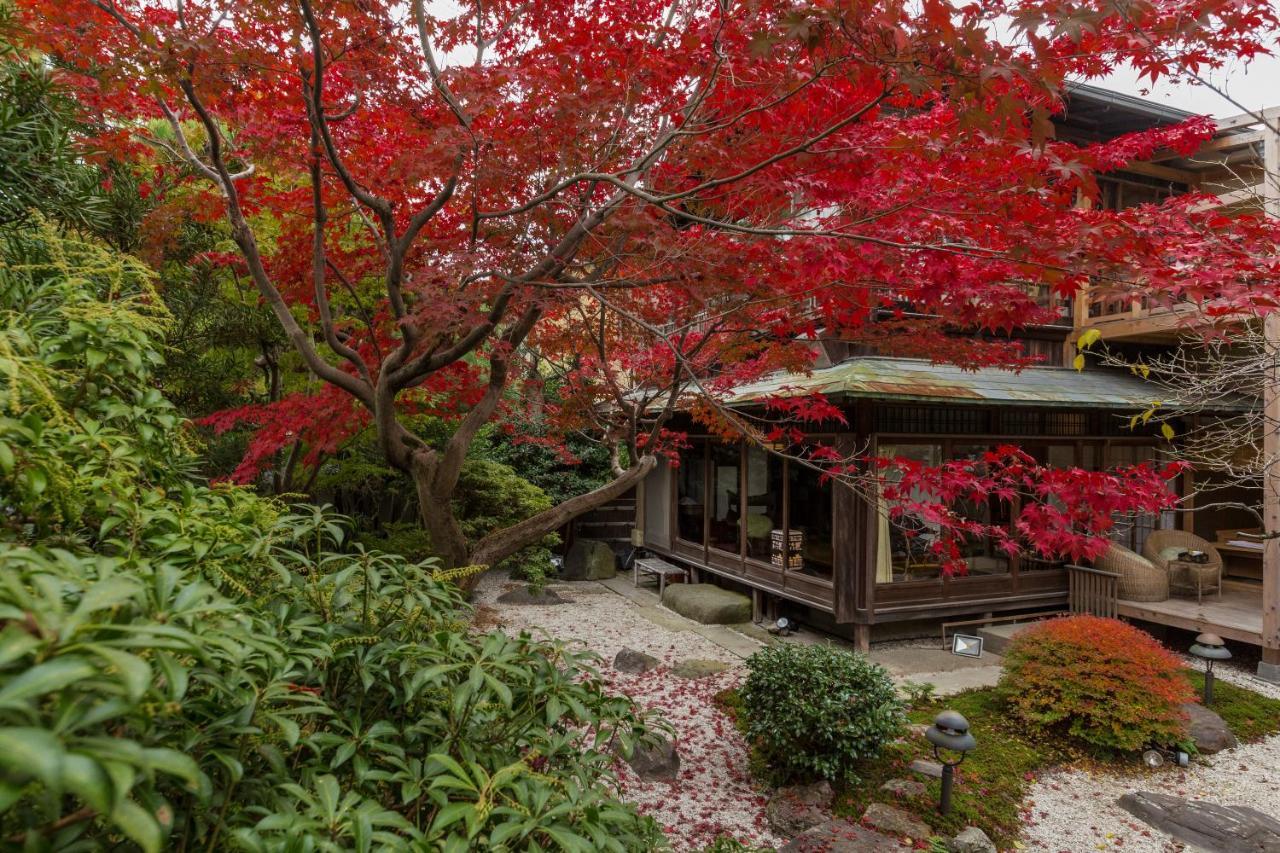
xmin=620 ymin=85 xmax=1280 ymax=679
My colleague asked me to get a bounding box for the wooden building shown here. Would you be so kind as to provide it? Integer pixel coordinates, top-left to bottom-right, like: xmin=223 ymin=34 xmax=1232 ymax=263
xmin=636 ymin=358 xmax=1181 ymax=649
xmin=628 ymin=85 xmax=1280 ymax=679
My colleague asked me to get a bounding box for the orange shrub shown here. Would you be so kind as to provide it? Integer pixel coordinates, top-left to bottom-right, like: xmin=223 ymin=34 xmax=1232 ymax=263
xmin=996 ymin=615 xmax=1193 ymax=752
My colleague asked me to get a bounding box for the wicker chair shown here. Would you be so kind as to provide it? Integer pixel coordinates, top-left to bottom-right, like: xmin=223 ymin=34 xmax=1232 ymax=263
xmin=1095 ymin=541 xmax=1168 ymax=602
xmin=1143 ymin=529 xmax=1224 ymax=601
xmin=1142 ymin=529 xmax=1223 ymax=574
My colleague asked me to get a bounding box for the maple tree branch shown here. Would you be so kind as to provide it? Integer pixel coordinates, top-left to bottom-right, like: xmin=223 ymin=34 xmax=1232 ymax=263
xmin=309 ymin=136 xmax=374 ymax=386
xmin=173 ymin=74 xmax=375 ymax=407
xmin=411 ymin=0 xmax=474 ymax=133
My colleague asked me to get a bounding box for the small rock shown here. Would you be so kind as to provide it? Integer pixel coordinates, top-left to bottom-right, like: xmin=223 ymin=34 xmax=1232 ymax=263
xmin=671 ymin=658 xmax=731 ymax=679
xmin=1182 ymin=702 xmax=1238 ymax=754
xmin=495 ymin=588 xmax=566 ymax=606
xmin=862 ymin=802 xmax=932 ymax=840
xmin=613 ymin=647 xmax=660 ymax=674
xmin=622 ymin=737 xmax=680 ymax=783
xmin=1118 ymin=791 xmax=1280 ymax=853
xmin=907 ymin=723 xmax=930 ymax=738
xmin=909 ymin=758 xmax=943 ymax=778
xmin=780 ymin=819 xmax=906 ymax=852
xmin=765 ymin=781 xmax=833 ymax=837
xmin=949 ymin=826 xmax=997 ymax=853
xmin=880 ymin=778 xmax=927 ymax=798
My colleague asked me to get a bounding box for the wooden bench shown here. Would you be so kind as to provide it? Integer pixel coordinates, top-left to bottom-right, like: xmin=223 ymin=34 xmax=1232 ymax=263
xmin=633 ymin=557 xmax=688 ymax=598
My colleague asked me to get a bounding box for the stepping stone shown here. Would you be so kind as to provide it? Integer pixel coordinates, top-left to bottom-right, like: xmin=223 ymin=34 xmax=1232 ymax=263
xmin=909 ymin=758 xmax=943 ymax=778
xmin=1182 ymin=702 xmax=1238 ymax=754
xmin=620 ymin=736 xmax=680 ymax=783
xmin=881 ymin=778 xmax=927 ymax=798
xmin=765 ymin=781 xmax=833 ymax=837
xmin=672 ymin=658 xmax=731 ymax=679
xmin=780 ymin=819 xmax=906 ymax=852
xmin=613 ymin=647 xmax=660 ymax=674
xmin=1118 ymin=791 xmax=1280 ymax=852
xmin=662 ymin=583 xmax=751 ymax=624
xmin=950 ymin=826 xmax=997 ymax=853
xmin=862 ymin=802 xmax=932 ymax=840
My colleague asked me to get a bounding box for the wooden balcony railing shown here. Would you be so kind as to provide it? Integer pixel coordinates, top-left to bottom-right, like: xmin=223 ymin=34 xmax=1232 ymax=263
xmin=1066 ymin=564 xmax=1119 ymax=618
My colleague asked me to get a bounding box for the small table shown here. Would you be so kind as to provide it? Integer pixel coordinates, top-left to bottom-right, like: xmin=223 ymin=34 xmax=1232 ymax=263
xmin=1168 ymin=558 xmax=1221 ymax=604
xmin=633 ymin=557 xmax=688 ymax=599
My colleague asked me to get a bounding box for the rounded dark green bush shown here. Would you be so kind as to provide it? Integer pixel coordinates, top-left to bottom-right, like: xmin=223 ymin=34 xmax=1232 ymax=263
xmin=739 ymin=644 xmax=904 ymax=784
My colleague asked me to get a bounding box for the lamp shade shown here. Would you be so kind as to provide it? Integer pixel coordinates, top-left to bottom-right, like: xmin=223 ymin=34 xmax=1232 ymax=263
xmin=926 ymin=710 xmax=976 ymax=753
xmin=1190 ymin=633 xmax=1232 ymax=661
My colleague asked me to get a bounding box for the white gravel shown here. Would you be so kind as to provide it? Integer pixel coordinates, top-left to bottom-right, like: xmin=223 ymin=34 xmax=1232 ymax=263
xmin=474 ymin=572 xmax=781 ymax=852
xmin=1020 ymin=663 xmax=1280 ymax=853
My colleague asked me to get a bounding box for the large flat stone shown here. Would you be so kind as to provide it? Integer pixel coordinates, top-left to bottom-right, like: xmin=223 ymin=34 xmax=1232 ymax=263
xmin=1118 ymin=791 xmax=1280 ymax=852
xmin=780 ymin=819 xmax=906 ymax=852
xmin=661 ymin=583 xmax=751 ymax=624
xmin=765 ymin=781 xmax=833 ymax=837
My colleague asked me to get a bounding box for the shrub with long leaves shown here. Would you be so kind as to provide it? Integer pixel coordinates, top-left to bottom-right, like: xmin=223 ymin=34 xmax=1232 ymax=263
xmin=0 ymin=224 xmax=666 ymax=851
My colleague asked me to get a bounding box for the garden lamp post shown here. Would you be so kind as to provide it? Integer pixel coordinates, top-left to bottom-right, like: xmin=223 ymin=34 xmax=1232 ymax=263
xmin=925 ymin=710 xmax=976 ymax=816
xmin=1189 ymin=633 xmax=1231 ymax=705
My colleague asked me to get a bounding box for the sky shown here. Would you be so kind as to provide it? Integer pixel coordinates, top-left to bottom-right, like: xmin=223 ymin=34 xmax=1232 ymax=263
xmin=1090 ymin=0 xmax=1280 ymax=117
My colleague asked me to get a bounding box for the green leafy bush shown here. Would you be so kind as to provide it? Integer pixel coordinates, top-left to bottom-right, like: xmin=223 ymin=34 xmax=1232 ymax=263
xmin=739 ymin=644 xmax=904 ymax=784
xmin=996 ymin=615 xmax=1195 ymax=752
xmin=0 ymin=225 xmax=666 ymax=851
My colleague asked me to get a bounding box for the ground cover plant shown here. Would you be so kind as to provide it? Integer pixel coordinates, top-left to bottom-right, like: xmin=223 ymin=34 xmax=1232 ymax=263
xmin=0 ymin=222 xmax=667 ymax=851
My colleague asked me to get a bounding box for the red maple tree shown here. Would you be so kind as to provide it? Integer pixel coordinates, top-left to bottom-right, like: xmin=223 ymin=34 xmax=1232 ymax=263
xmin=19 ymin=0 xmax=1279 ymax=568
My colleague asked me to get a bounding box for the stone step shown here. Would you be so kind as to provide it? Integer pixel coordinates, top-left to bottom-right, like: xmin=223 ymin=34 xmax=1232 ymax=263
xmin=975 ymin=621 xmax=1040 ymax=655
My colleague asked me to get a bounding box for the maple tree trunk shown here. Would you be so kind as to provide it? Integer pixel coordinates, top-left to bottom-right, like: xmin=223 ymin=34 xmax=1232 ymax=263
xmin=469 ymin=455 xmax=657 ymax=569
xmin=408 ymin=451 xmax=471 ymax=569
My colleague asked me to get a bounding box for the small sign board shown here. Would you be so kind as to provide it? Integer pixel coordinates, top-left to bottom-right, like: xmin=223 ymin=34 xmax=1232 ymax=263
xmin=951 ymin=633 xmax=984 ymax=658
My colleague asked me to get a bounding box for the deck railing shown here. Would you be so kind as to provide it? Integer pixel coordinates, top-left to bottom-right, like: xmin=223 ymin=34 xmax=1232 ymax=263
xmin=1066 ymin=564 xmax=1120 ymax=618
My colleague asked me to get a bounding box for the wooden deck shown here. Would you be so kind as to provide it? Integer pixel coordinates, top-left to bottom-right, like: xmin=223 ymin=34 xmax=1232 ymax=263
xmin=1117 ymin=585 xmax=1263 ymax=645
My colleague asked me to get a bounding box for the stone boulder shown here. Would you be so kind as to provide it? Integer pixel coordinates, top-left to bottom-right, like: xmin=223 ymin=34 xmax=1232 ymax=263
xmin=661 ymin=583 xmax=751 ymax=624
xmin=908 ymin=758 xmax=943 ymax=779
xmin=880 ymin=779 xmax=927 ymax=798
xmin=1183 ymin=702 xmax=1238 ymax=754
xmin=613 ymin=647 xmax=660 ymax=674
xmin=949 ymin=826 xmax=997 ymax=853
xmin=765 ymin=781 xmax=833 ymax=837
xmin=671 ymin=658 xmax=731 ymax=679
xmin=861 ymin=803 xmax=932 ymax=841
xmin=1118 ymin=791 xmax=1280 ymax=852
xmin=621 ymin=737 xmax=680 ymax=783
xmin=562 ymin=539 xmax=617 ymax=581
xmin=780 ymin=820 xmax=906 ymax=852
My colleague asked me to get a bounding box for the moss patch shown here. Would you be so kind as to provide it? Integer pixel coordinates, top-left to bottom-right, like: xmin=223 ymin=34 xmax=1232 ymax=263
xmin=1186 ymin=670 xmax=1280 ymax=743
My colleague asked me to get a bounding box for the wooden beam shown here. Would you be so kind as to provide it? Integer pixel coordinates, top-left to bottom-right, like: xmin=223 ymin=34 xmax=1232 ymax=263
xmin=1256 ymin=122 xmax=1280 ymax=671
xmin=1214 ymin=107 xmax=1280 ymax=133
xmin=1120 ymin=160 xmax=1200 ymax=185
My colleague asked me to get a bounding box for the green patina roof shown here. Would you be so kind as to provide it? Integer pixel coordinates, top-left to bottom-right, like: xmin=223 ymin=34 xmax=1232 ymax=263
xmin=726 ymin=356 xmax=1201 ymax=410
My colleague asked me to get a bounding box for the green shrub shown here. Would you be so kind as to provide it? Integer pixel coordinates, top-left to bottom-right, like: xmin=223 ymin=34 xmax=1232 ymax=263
xmin=739 ymin=644 xmax=904 ymax=784
xmin=0 ymin=225 xmax=666 ymax=851
xmin=996 ymin=615 xmax=1195 ymax=752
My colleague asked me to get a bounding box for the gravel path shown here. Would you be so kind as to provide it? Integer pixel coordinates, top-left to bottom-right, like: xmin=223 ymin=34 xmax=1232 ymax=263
xmin=1020 ymin=663 xmax=1280 ymax=853
xmin=474 ymin=572 xmax=781 ymax=852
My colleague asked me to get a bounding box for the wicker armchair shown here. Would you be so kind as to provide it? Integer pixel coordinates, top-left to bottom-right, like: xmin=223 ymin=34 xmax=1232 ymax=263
xmin=1142 ymin=529 xmax=1224 ymax=574
xmin=1095 ymin=541 xmax=1168 ymax=602
xmin=1143 ymin=529 xmax=1224 ymax=601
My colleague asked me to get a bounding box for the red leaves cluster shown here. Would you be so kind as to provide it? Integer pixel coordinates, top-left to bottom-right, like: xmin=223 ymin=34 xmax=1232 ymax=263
xmin=879 ymin=446 xmax=1184 ymax=570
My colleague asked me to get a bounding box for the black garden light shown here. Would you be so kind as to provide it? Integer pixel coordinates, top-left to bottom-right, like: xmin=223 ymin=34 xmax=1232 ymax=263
xmin=1189 ymin=632 xmax=1232 ymax=705
xmin=925 ymin=709 xmax=976 ymax=816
